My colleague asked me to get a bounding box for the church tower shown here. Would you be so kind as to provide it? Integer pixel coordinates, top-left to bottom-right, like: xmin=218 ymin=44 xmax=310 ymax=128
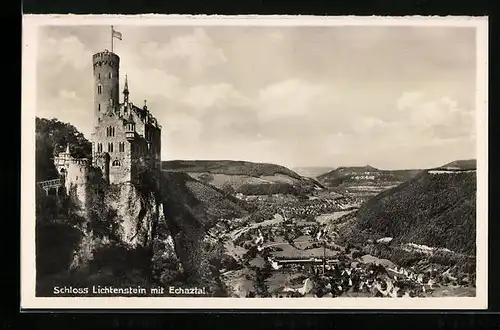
xmin=93 ymin=50 xmax=120 ymax=127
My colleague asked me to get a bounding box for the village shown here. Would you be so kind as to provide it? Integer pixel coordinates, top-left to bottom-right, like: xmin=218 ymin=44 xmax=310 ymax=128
xmin=214 ymin=190 xmax=476 ymax=298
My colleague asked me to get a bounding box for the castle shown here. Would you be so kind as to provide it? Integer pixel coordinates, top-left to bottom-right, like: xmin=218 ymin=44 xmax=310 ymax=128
xmin=54 ymin=49 xmax=162 ymax=188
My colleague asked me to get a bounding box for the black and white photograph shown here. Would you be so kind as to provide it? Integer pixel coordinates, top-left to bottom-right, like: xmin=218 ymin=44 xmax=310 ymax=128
xmin=21 ymin=15 xmax=488 ymax=309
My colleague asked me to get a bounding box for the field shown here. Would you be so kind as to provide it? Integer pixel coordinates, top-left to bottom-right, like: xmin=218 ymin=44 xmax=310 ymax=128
xmin=315 ymin=211 xmax=356 ymax=225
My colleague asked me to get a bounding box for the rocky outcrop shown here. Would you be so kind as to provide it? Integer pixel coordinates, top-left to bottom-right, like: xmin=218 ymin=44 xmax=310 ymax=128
xmin=105 ymin=183 xmax=157 ymax=248
xmin=157 ymin=171 xmax=250 ymax=292
xmin=37 ymin=165 xmax=250 ymax=296
xmin=68 ymin=179 xmax=171 ymax=272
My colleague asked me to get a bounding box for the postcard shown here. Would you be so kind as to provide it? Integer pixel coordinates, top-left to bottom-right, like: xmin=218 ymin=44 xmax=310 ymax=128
xmin=21 ymin=14 xmax=488 ymax=310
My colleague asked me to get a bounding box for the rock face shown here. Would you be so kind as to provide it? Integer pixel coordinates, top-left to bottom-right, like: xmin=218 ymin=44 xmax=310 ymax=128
xmin=105 ymin=183 xmax=157 ymax=248
xmin=36 ymin=160 xmax=252 ymax=296
xmin=56 ymin=170 xmax=249 ymax=293
xmin=157 ymin=171 xmax=251 ymax=290
xmin=69 ymin=180 xmax=169 ymax=271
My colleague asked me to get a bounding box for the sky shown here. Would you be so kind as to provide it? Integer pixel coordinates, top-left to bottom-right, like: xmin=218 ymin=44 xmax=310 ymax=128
xmin=36 ymin=24 xmax=478 ymax=169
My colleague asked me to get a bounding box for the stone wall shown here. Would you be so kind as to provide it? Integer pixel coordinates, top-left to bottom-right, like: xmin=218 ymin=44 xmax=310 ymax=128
xmin=65 ymin=159 xmax=91 ymax=218
xmin=91 ymin=115 xmax=132 ymax=184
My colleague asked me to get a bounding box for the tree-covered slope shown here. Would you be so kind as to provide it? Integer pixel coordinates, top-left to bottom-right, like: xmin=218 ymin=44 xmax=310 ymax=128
xmin=35 ymin=117 xmax=92 ymax=182
xmin=343 ymin=169 xmax=476 ymax=254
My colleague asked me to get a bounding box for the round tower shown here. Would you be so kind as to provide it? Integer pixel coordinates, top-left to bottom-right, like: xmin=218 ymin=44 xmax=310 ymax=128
xmin=93 ymin=50 xmax=120 ymax=126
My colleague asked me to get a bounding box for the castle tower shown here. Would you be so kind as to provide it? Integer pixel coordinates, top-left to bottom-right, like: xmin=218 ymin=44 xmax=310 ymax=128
xmin=90 ymin=35 xmax=162 ymax=185
xmin=93 ymin=50 xmax=120 ymax=127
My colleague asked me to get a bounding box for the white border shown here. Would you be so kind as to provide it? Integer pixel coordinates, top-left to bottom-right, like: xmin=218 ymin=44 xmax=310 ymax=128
xmin=21 ymin=15 xmax=489 ymax=310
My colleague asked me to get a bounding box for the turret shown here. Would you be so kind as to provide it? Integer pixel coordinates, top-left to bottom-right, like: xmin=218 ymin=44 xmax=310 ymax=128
xmin=93 ymin=50 xmax=120 ymax=127
xmin=125 ymin=114 xmax=136 ymax=140
xmin=123 ymin=74 xmax=129 ymax=105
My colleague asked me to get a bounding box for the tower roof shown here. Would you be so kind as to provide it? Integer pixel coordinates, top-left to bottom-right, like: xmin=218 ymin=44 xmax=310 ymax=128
xmin=123 ymin=74 xmax=129 ymax=95
xmin=126 ymin=112 xmax=135 ymax=123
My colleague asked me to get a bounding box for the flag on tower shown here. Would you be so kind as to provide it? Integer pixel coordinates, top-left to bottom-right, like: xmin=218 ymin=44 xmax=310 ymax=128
xmin=112 ymin=27 xmax=122 ymax=40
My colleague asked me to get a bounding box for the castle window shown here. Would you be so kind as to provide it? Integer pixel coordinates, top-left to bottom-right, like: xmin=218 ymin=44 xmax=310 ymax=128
xmin=109 ymin=72 xmax=112 ymax=79
xmin=106 ymin=126 xmax=116 ymax=137
xmin=112 ymin=160 xmax=121 ymax=166
xmin=119 ymin=142 xmax=125 ymax=152
xmin=98 ymin=104 xmax=101 ymax=112
xmin=97 ymin=84 xmax=103 ymax=94
xmin=108 ymin=142 xmax=113 ymax=153
xmin=97 ymin=143 xmax=102 ymax=152
xmin=98 ymin=73 xmax=101 ymax=79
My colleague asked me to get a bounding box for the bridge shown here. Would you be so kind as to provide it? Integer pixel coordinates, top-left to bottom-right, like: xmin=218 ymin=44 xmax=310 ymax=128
xmin=37 ymin=178 xmax=63 ymax=196
xmin=276 ymin=258 xmax=339 ymax=265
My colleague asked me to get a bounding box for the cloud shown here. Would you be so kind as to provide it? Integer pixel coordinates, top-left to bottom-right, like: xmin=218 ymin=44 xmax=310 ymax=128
xmin=328 ymin=91 xmax=476 ymax=161
xmin=138 ymin=28 xmax=227 ymax=75
xmin=38 ymin=36 xmax=93 ymax=71
xmin=38 ymin=88 xmax=93 ymax=137
xmin=182 ymin=83 xmax=250 ymax=115
xmin=162 ymin=112 xmax=203 ymax=158
xmin=396 ymin=91 xmax=423 ymax=110
xmin=58 ymin=89 xmax=78 ymax=101
xmin=120 ymin=67 xmax=181 ymax=101
xmin=396 ymin=92 xmax=474 ymax=139
xmin=256 ymin=79 xmax=337 ymax=122
xmin=351 ymin=116 xmax=389 ymax=134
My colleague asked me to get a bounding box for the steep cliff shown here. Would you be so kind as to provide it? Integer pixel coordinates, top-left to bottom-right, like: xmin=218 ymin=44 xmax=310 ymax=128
xmin=36 ymin=167 xmax=251 ymax=296
xmin=157 ymin=171 xmax=251 ymax=293
xmin=69 ymin=178 xmax=169 ymax=268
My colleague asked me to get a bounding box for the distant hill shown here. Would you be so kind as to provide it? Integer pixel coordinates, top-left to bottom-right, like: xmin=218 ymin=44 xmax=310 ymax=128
xmin=292 ymin=166 xmax=336 ymax=179
xmin=340 ymin=166 xmax=476 ymax=255
xmin=439 ymin=159 xmax=476 ymax=170
xmin=162 ymin=160 xmax=322 ymax=196
xmin=163 ymin=160 xmax=302 ymax=179
xmin=316 ymin=165 xmax=421 ymax=196
xmin=160 ymin=171 xmax=253 ymax=227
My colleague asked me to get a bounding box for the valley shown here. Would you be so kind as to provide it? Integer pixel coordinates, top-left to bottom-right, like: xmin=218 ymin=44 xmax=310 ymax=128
xmin=162 ymin=159 xmax=477 ymax=298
